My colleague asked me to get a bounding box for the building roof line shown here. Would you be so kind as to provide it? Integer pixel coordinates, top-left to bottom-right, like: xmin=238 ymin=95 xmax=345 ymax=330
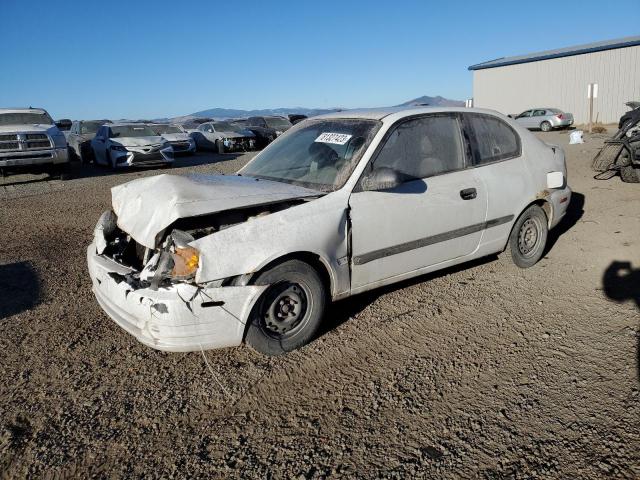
xmin=468 ymin=35 xmax=640 ymax=71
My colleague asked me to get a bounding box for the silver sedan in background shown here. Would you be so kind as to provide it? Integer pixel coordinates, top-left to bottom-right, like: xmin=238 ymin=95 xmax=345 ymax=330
xmin=513 ymin=108 xmax=574 ymax=132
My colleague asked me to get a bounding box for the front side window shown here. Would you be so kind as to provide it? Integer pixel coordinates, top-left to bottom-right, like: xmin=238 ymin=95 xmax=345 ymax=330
xmin=466 ymin=114 xmax=520 ymax=165
xmin=241 ymin=119 xmax=381 ymax=191
xmin=370 ymin=115 xmax=464 ymax=181
xmin=517 ymin=110 xmax=531 ymax=118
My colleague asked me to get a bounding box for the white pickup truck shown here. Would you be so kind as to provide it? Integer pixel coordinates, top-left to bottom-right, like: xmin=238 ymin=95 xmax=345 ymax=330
xmin=0 ymin=107 xmax=70 ymax=178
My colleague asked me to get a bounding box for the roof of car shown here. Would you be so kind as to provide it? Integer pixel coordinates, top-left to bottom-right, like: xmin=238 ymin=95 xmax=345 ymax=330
xmin=315 ymin=106 xmax=503 ymax=121
xmin=0 ymin=107 xmax=48 ymax=114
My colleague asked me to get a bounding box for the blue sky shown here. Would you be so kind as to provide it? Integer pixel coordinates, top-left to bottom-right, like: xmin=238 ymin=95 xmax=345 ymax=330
xmin=1 ymin=0 xmax=638 ymax=119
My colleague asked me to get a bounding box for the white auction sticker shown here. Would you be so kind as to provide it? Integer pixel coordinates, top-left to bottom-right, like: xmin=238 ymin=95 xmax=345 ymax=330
xmin=314 ymin=132 xmax=352 ymax=145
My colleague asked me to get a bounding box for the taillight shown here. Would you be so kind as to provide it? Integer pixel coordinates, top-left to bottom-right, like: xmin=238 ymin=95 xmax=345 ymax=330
xmin=556 ymin=114 xmax=564 ymax=119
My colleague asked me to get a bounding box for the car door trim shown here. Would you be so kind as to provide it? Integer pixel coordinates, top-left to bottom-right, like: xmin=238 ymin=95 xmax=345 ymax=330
xmin=352 ymin=214 xmax=514 ymax=265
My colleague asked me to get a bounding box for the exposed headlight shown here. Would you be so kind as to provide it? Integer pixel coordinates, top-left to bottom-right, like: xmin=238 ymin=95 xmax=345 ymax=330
xmin=170 ymin=246 xmax=199 ymax=279
xmin=111 ymin=145 xmax=127 ymax=152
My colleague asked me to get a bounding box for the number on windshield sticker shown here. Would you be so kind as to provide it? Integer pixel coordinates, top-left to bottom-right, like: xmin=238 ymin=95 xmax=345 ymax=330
xmin=314 ymin=132 xmax=352 ymax=145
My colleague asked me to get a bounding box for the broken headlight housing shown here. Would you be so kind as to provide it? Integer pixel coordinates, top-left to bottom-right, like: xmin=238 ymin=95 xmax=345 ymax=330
xmin=148 ymin=229 xmax=200 ymax=289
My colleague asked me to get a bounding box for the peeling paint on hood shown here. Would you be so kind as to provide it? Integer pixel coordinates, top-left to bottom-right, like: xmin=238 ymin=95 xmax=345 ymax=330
xmin=111 ymin=174 xmax=321 ymax=249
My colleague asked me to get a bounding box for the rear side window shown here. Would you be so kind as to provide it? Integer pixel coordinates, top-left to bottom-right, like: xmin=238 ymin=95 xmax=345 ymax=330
xmin=372 ymin=115 xmax=464 ymax=180
xmin=466 ymin=114 xmax=520 ymax=165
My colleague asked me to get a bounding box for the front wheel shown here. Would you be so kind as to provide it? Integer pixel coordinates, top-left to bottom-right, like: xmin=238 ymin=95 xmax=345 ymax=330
xmin=508 ymin=204 xmax=548 ymax=268
xmin=246 ymin=260 xmax=327 ymax=355
xmin=540 ymin=121 xmax=552 ymax=132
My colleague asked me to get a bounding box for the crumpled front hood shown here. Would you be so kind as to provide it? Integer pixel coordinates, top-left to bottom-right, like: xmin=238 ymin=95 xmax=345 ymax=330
xmin=0 ymin=124 xmax=59 ymax=135
xmin=111 ymin=174 xmax=321 ymax=248
xmin=112 ymin=136 xmax=164 ymax=148
xmin=161 ymin=133 xmax=191 ymax=142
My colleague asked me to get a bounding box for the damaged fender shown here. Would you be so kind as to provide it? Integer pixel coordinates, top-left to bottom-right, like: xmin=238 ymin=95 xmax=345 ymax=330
xmin=191 ymin=191 xmax=352 ymax=298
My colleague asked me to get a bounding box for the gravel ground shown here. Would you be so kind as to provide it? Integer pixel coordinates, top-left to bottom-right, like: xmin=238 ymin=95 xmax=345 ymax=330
xmin=1 ymin=132 xmax=639 ymax=479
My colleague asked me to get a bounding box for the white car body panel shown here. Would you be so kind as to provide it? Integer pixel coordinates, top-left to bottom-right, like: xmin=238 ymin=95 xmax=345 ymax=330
xmin=87 ymin=106 xmax=572 ymax=352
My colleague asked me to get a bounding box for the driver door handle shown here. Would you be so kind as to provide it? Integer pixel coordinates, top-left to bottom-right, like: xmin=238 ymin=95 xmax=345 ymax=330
xmin=460 ymin=188 xmax=477 ymax=200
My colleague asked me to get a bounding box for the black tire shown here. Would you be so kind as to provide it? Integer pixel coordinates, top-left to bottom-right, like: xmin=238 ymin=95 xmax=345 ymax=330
xmin=246 ymin=260 xmax=327 ymax=355
xmin=620 ymin=165 xmax=640 ymax=183
xmin=540 ymin=121 xmax=552 ymax=132
xmin=592 ymin=143 xmax=625 ymax=172
xmin=55 ymin=163 xmax=72 ymax=180
xmin=508 ymin=205 xmax=548 ymax=268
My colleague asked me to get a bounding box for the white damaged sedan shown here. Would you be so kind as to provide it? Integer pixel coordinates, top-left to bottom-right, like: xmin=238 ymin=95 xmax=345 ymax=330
xmin=87 ymin=107 xmax=571 ymax=355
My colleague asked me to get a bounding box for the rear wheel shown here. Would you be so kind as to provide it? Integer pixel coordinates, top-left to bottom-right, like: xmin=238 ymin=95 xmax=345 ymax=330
xmin=540 ymin=121 xmax=552 ymax=132
xmin=246 ymin=260 xmax=327 ymax=356
xmin=508 ymin=205 xmax=548 ymax=268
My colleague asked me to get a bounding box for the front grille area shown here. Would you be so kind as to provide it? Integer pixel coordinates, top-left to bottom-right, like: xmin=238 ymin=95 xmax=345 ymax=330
xmin=132 ymin=151 xmax=163 ymax=163
xmin=0 ymin=142 xmax=19 ymax=150
xmin=26 ymin=140 xmax=51 ymax=149
xmin=0 ymin=132 xmax=52 ymax=152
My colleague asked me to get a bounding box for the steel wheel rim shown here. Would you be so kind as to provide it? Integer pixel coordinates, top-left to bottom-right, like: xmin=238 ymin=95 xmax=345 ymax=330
xmin=518 ymin=217 xmax=543 ymax=257
xmin=261 ymin=281 xmax=310 ymax=338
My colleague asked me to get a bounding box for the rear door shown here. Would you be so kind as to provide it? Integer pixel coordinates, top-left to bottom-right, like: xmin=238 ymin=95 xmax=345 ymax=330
xmin=349 ymin=113 xmax=488 ymax=290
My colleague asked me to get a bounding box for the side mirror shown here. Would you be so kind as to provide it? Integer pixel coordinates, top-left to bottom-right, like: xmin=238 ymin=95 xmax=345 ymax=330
xmin=362 ymin=167 xmax=403 ymax=191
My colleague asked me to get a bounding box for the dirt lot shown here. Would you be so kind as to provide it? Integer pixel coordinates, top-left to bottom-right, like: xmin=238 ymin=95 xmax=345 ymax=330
xmin=1 ymin=132 xmax=639 ymax=479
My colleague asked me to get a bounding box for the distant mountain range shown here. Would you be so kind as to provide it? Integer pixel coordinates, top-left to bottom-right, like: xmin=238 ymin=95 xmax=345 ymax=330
xmin=168 ymin=95 xmax=463 ymax=121
xmin=398 ymin=95 xmax=465 ymax=107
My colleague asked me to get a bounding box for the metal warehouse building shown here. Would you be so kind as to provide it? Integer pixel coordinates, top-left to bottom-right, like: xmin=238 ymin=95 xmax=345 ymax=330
xmin=469 ymin=36 xmax=640 ymax=124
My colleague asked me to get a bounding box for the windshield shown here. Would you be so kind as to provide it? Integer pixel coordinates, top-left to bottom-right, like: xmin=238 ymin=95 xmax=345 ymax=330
xmin=153 ymin=124 xmax=181 ymax=134
xmin=81 ymin=121 xmax=106 ymax=134
xmin=266 ymin=117 xmax=292 ymax=129
xmin=241 ymin=119 xmax=381 ymax=191
xmin=110 ymin=125 xmax=158 ymax=138
xmin=0 ymin=112 xmax=53 ymax=126
xmin=213 ymin=122 xmax=243 ymax=132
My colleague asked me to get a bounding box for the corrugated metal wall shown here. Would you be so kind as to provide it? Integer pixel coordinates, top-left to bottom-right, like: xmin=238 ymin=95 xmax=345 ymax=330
xmin=473 ymin=45 xmax=640 ymax=124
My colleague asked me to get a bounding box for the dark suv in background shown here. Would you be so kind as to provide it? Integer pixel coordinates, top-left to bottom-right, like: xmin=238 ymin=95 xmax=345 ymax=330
xmin=241 ymin=115 xmax=293 ymax=148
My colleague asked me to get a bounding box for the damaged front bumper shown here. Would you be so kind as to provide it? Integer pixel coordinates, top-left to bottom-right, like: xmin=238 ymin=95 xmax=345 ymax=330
xmin=87 ymin=242 xmax=266 ymax=352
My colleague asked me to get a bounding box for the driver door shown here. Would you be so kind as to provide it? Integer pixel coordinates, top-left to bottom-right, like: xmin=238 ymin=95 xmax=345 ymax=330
xmin=348 ymin=114 xmax=488 ymax=291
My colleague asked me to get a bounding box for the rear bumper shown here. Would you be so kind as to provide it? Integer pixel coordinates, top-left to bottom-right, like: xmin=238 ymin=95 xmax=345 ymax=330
xmin=548 ymin=186 xmax=572 ymax=229
xmin=551 ymin=119 xmax=574 ymax=128
xmin=87 ymin=242 xmax=266 ymax=352
xmin=0 ymin=147 xmax=68 ymax=167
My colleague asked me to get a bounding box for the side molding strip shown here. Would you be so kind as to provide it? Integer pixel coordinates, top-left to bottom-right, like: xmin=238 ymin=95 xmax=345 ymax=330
xmin=353 ymin=215 xmax=514 ymax=266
